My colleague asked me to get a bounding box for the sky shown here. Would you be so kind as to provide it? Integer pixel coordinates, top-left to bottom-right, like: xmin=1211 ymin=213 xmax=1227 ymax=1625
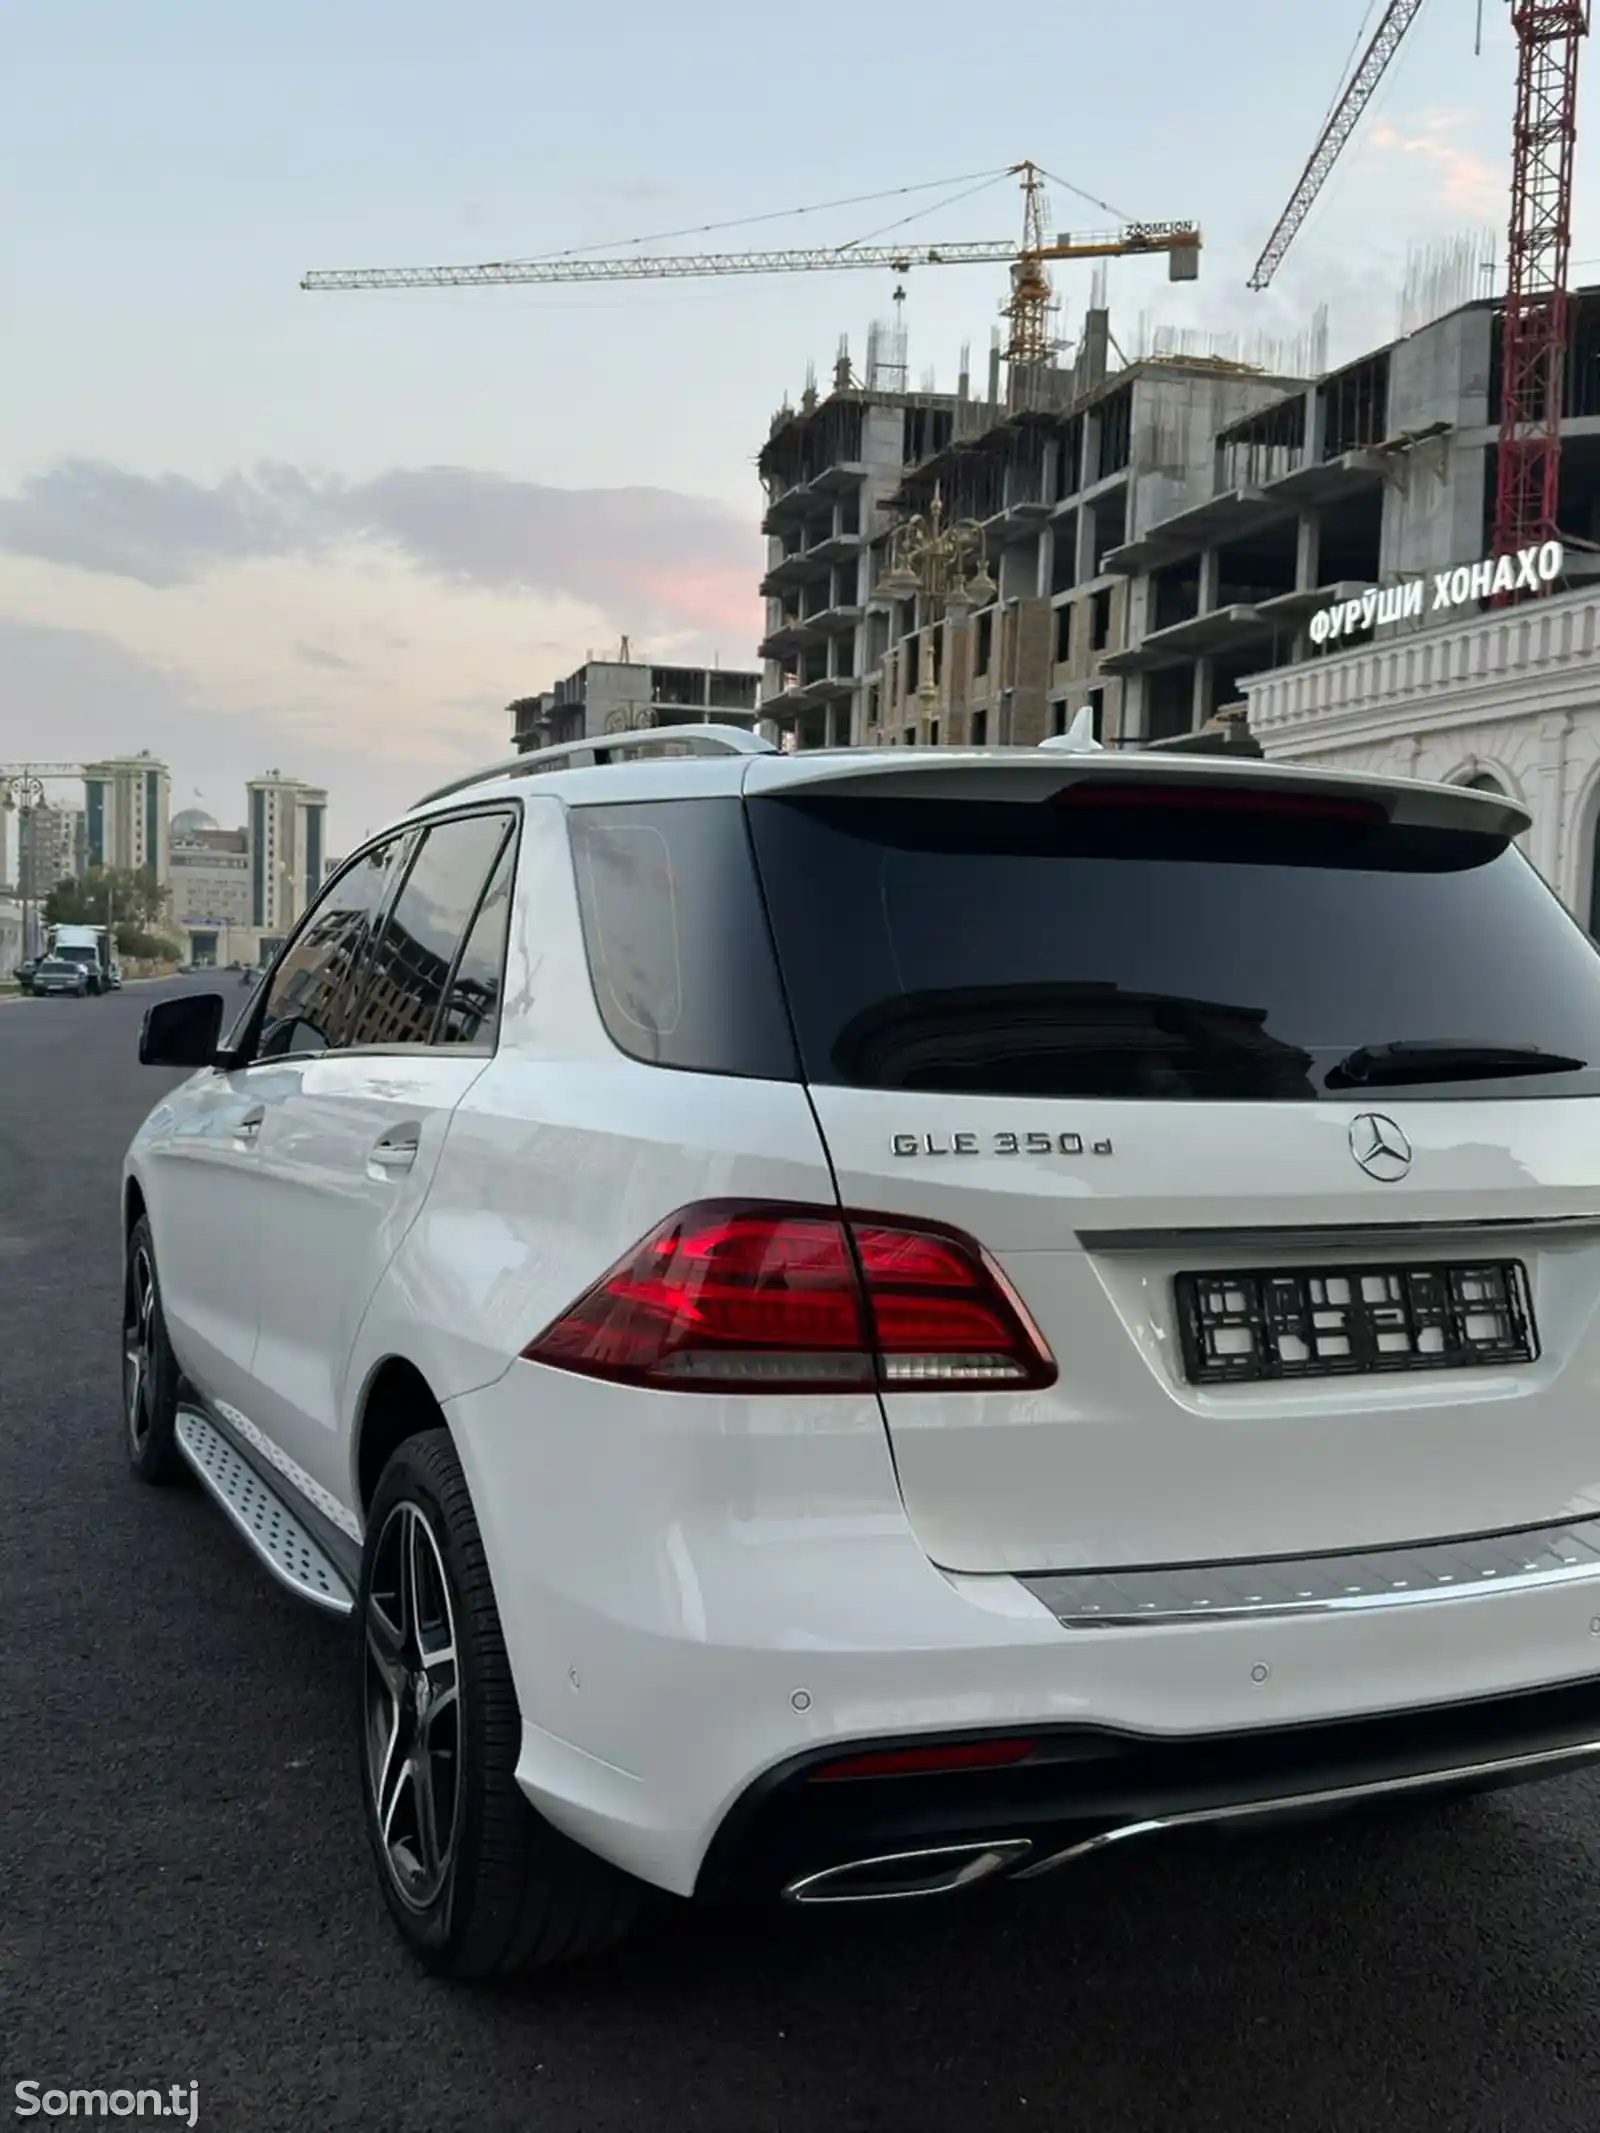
xmin=1 ymin=0 xmax=1597 ymax=850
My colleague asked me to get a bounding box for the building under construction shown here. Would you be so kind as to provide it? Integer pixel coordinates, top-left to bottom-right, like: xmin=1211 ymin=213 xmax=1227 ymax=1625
xmin=1106 ymin=285 xmax=1600 ymax=739
xmin=758 ymin=283 xmax=1600 ymax=756
xmin=757 ymin=310 xmax=1312 ymax=751
xmin=511 ymin=655 xmax=761 ymax=752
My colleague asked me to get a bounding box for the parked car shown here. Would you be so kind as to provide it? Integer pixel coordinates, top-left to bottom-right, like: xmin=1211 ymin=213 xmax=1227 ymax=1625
xmin=14 ymin=957 xmax=37 ymax=995
xmin=33 ymin=955 xmax=89 ymax=997
xmin=122 ymin=725 xmax=1600 ymax=1982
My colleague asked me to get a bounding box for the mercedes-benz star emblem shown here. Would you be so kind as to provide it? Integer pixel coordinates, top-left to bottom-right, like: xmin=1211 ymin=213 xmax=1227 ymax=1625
xmin=1349 ymin=1112 xmax=1413 ymax=1183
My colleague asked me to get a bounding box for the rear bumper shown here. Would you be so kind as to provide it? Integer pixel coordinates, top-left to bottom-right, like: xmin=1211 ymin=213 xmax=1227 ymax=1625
xmin=699 ymin=1675 xmax=1600 ymax=1901
xmin=445 ymin=1362 xmax=1600 ymax=1901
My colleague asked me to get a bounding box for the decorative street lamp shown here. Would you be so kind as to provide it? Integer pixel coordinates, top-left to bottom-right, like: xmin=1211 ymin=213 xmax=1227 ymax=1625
xmin=872 ymin=484 xmax=997 ymax=618
xmin=2 ymin=769 xmax=52 ymax=962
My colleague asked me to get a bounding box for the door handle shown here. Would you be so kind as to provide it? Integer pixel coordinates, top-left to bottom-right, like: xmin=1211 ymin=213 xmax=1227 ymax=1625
xmin=368 ymin=1126 xmax=421 ymax=1176
xmin=234 ymin=1106 xmax=265 ymax=1143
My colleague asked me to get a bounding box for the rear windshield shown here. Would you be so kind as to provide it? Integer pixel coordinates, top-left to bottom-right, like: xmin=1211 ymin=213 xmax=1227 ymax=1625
xmin=745 ymin=788 xmax=1600 ymax=1101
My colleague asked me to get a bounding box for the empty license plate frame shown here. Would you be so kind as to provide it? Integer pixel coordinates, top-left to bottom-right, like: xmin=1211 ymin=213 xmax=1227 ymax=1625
xmin=1175 ymin=1260 xmax=1538 ymax=1385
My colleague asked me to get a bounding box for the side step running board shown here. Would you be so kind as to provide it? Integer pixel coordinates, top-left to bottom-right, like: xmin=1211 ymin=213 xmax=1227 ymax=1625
xmin=175 ymin=1406 xmax=355 ymax=1618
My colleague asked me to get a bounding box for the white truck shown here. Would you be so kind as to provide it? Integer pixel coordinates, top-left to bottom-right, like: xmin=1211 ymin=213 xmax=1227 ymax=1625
xmin=47 ymin=923 xmax=118 ymax=995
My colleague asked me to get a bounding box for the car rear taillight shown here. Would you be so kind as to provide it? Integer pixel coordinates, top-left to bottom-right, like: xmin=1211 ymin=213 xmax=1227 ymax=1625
xmin=522 ymin=1201 xmax=1057 ymax=1395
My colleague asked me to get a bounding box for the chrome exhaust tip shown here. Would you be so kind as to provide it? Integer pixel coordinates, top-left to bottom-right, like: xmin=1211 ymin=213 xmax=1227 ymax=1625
xmin=783 ymin=1839 xmax=1033 ymax=1905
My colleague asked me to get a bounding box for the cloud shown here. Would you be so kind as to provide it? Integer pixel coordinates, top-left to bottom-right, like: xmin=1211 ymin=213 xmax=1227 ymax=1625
xmin=1364 ymin=113 xmax=1503 ymax=220
xmin=296 ymin=642 xmax=354 ymax=671
xmin=0 ymin=613 xmax=504 ymax=850
xmin=0 ymin=460 xmax=762 ymax=646
xmin=0 ymin=460 xmax=766 ymax=853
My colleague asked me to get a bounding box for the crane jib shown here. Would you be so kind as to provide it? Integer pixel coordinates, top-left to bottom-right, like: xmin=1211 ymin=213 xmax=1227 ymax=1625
xmin=301 ymin=226 xmax=1201 ymax=294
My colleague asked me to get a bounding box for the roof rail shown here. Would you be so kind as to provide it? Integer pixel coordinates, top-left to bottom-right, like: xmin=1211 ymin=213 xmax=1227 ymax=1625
xmin=411 ymin=722 xmax=778 ymax=809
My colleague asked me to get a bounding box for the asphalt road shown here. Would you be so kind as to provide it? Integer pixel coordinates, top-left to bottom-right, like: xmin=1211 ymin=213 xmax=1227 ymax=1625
xmin=11 ymin=973 xmax=1600 ymax=2132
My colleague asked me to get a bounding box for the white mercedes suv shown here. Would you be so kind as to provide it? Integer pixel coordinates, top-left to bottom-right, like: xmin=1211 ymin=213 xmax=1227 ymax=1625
xmin=123 ymin=723 xmax=1600 ymax=1980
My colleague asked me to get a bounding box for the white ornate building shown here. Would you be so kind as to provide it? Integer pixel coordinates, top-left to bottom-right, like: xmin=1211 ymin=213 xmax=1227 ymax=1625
xmin=1242 ymin=583 xmax=1600 ymax=934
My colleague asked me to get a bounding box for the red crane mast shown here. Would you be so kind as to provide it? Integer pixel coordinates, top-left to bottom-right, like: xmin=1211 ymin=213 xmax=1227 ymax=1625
xmin=1252 ymin=2 xmax=1589 ymax=572
xmin=1496 ymin=2 xmax=1589 ymax=558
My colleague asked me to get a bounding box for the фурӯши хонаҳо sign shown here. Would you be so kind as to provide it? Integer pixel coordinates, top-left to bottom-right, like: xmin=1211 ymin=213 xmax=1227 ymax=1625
xmin=1309 ymin=540 xmax=1565 ymax=647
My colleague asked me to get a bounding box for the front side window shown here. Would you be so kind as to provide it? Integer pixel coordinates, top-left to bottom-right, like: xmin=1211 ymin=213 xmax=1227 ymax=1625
xmin=347 ymin=811 xmax=514 ymax=1047
xmin=255 ymin=836 xmax=410 ymax=1059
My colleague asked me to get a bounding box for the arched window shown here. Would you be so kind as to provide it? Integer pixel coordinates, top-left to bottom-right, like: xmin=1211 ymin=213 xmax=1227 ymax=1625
xmin=1462 ymin=771 xmax=1505 ymax=795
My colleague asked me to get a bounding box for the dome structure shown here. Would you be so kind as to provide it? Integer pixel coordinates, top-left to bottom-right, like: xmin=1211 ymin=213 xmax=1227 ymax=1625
xmin=171 ymin=806 xmax=219 ymax=837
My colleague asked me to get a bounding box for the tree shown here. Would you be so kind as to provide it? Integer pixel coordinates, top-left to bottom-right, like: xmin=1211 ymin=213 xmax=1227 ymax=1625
xmin=44 ymin=866 xmax=167 ymax=930
xmin=115 ymin=924 xmax=182 ymax=961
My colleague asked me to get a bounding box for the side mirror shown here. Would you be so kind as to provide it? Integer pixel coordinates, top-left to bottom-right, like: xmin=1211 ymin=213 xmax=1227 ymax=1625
xmin=138 ymin=992 xmax=228 ymax=1069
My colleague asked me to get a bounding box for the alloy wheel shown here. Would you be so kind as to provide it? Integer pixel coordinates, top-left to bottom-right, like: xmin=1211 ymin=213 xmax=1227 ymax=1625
xmin=363 ymin=1501 xmax=464 ymax=1912
xmin=124 ymin=1246 xmax=156 ymax=1454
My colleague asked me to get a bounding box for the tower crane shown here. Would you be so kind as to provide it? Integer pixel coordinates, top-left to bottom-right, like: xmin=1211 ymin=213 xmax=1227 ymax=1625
xmin=1248 ymin=2 xmax=1430 ymax=293
xmin=302 ymin=163 xmax=1201 ymax=380
xmin=1248 ymin=1 xmax=1589 ymax=564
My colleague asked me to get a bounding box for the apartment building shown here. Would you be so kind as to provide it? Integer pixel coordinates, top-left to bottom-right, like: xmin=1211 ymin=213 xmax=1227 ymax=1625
xmin=247 ymin=772 xmax=328 ymax=941
xmin=85 ymin=753 xmax=171 ymax=885
xmin=511 ymin=658 xmax=760 ymax=754
xmin=16 ymin=802 xmax=84 ymax=900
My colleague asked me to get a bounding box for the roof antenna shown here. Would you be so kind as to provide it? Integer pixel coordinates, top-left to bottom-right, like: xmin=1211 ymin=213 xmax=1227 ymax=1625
xmin=1037 ymin=705 xmax=1103 ymax=754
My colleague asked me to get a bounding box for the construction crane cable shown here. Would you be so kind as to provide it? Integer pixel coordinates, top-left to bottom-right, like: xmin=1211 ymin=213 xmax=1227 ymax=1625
xmin=1321 ymin=0 xmax=1383 ymax=133
xmin=1036 ymin=167 xmax=1132 ymax=223
xmin=515 ymin=168 xmax=1011 ymax=264
xmin=836 ymin=170 xmax=1017 ymax=251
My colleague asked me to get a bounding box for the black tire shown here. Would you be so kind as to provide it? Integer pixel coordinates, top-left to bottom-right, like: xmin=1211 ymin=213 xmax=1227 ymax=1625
xmin=357 ymin=1429 xmax=644 ymax=1979
xmin=123 ymin=1216 xmax=187 ymax=1485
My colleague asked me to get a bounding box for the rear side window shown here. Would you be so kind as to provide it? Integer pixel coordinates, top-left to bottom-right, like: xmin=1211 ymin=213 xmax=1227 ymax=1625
xmin=745 ymin=787 xmax=1600 ymax=1102
xmin=569 ymin=798 xmax=797 ymax=1079
xmin=348 ymin=810 xmax=513 ymax=1047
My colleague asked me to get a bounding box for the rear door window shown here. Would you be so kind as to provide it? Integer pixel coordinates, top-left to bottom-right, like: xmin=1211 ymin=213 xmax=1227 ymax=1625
xmin=347 ymin=810 xmax=513 ymax=1048
xmin=745 ymin=785 xmax=1600 ymax=1101
xmin=437 ymin=829 xmax=517 ymax=1047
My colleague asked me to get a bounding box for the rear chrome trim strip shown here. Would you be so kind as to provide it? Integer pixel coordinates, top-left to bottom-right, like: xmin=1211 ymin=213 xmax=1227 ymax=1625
xmin=1078 ymin=1214 xmax=1600 ymax=1253
xmin=1013 ymin=1733 xmax=1600 ymax=1878
xmin=1021 ymin=1515 xmax=1600 ymax=1628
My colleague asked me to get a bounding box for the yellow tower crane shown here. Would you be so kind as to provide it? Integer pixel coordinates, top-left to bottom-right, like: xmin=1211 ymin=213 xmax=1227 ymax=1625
xmin=301 ymin=163 xmax=1200 ymax=381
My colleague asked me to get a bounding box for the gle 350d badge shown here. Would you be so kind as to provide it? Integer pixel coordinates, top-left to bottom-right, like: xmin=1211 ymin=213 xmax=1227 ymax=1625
xmin=891 ymin=1131 xmax=1114 ymax=1157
